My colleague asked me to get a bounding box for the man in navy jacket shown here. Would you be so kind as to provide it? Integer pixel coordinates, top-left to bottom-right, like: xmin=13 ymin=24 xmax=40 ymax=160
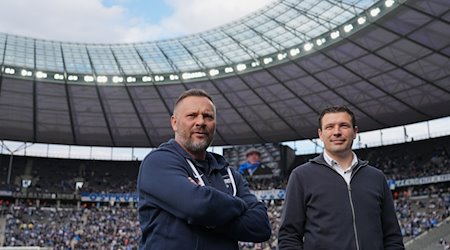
xmin=278 ymin=106 xmax=404 ymax=250
xmin=137 ymin=89 xmax=271 ymax=249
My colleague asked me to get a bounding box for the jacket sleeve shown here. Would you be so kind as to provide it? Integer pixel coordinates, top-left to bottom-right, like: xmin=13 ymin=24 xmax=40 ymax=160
xmin=278 ymin=169 xmax=305 ymax=250
xmin=137 ymin=150 xmax=247 ymax=227
xmin=381 ymin=176 xmax=405 ymax=250
xmin=211 ymin=169 xmax=272 ymax=243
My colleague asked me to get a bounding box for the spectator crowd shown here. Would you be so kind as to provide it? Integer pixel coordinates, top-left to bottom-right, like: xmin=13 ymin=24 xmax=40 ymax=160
xmin=1 ymin=136 xmax=449 ymax=249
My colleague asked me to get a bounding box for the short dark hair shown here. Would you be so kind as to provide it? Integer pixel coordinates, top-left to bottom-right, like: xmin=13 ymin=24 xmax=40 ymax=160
xmin=318 ymin=106 xmax=356 ymax=129
xmin=173 ymin=89 xmax=214 ymax=113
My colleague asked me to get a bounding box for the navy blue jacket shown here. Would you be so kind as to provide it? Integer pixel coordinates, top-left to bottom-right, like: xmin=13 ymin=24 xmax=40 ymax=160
xmin=137 ymin=139 xmax=271 ymax=249
xmin=278 ymin=154 xmax=404 ymax=250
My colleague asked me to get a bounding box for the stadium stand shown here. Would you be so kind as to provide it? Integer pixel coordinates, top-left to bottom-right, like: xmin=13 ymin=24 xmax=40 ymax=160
xmin=1 ymin=136 xmax=449 ymax=249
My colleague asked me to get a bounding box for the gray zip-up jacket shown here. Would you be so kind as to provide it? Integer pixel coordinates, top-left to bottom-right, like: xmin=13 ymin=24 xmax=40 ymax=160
xmin=137 ymin=139 xmax=271 ymax=250
xmin=278 ymin=154 xmax=404 ymax=250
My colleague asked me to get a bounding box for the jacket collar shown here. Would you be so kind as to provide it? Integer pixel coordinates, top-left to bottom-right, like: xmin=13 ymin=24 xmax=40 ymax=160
xmin=310 ymin=153 xmax=369 ymax=172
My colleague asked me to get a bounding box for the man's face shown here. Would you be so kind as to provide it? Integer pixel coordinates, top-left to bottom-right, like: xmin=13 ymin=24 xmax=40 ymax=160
xmin=318 ymin=112 xmax=358 ymax=157
xmin=247 ymin=152 xmax=260 ymax=164
xmin=171 ymin=96 xmax=216 ymax=155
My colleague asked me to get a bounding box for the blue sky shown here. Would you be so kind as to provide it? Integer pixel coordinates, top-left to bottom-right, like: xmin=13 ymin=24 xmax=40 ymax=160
xmin=102 ymin=0 xmax=172 ymax=25
xmin=0 ymin=0 xmax=275 ymax=43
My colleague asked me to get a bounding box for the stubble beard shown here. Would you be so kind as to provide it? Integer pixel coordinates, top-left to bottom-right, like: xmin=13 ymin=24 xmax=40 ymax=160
xmin=183 ymin=131 xmax=214 ymax=154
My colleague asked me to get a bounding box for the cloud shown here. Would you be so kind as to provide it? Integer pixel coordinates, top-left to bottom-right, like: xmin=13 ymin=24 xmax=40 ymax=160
xmin=0 ymin=0 xmax=274 ymax=43
xmin=0 ymin=0 xmax=126 ymax=43
xmin=162 ymin=0 xmax=274 ymax=36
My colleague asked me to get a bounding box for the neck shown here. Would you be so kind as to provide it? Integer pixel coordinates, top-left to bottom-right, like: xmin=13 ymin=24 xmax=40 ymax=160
xmin=175 ymin=139 xmax=206 ymax=160
xmin=325 ymin=150 xmax=353 ymax=169
xmin=190 ymin=151 xmax=206 ymax=160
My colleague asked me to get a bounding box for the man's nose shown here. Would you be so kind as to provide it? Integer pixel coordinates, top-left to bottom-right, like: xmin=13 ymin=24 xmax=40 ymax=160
xmin=194 ymin=116 xmax=206 ymax=125
xmin=332 ymin=126 xmax=341 ymax=135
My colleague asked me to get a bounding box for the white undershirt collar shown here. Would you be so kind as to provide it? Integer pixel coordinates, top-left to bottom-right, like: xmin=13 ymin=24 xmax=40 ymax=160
xmin=323 ymin=151 xmax=358 ymax=185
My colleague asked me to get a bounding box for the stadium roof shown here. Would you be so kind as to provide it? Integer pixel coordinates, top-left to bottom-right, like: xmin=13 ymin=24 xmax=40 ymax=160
xmin=0 ymin=0 xmax=449 ymax=147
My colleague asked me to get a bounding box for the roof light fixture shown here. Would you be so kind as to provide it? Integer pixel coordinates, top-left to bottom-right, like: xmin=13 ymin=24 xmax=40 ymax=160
xmin=84 ymin=75 xmax=94 ymax=82
xmin=263 ymin=57 xmax=273 ymax=64
xmin=316 ymin=38 xmax=326 ymax=46
xmin=21 ymin=69 xmax=32 ymax=77
xmin=224 ymin=67 xmax=234 ymax=73
xmin=68 ymin=75 xmax=78 ymax=81
xmin=36 ymin=71 xmax=47 ymax=79
xmin=142 ymin=76 xmax=152 ymax=82
xmin=370 ymin=7 xmax=381 ymax=17
xmin=385 ymin=0 xmax=395 ymax=7
xmin=251 ymin=61 xmax=260 ymax=67
xmin=330 ymin=30 xmax=340 ymax=39
xmin=290 ymin=48 xmax=300 ymax=56
xmin=154 ymin=75 xmax=164 ymax=82
xmin=236 ymin=64 xmax=247 ymax=71
xmin=209 ymin=69 xmax=219 ymax=76
xmin=277 ymin=53 xmax=287 ymax=61
xmin=344 ymin=24 xmax=354 ymax=33
xmin=126 ymin=76 xmax=136 ymax=83
xmin=113 ymin=76 xmax=123 ymax=83
xmin=357 ymin=17 xmax=366 ymax=25
xmin=97 ymin=76 xmax=107 ymax=83
xmin=303 ymin=42 xmax=313 ymax=51
xmin=54 ymin=74 xmax=64 ymax=80
xmin=5 ymin=67 xmax=15 ymax=74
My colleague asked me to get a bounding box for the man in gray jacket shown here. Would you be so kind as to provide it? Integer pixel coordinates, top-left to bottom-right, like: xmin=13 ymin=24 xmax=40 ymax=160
xmin=278 ymin=106 xmax=404 ymax=250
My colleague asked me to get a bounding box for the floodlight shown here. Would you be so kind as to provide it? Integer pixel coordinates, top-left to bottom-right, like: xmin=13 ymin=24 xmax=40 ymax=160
xmin=112 ymin=76 xmax=123 ymax=83
xmin=97 ymin=76 xmax=107 ymax=83
xmin=209 ymin=69 xmax=219 ymax=76
xmin=277 ymin=53 xmax=287 ymax=61
xmin=385 ymin=0 xmax=395 ymax=7
xmin=303 ymin=43 xmax=313 ymax=51
xmin=370 ymin=7 xmax=381 ymax=17
xmin=84 ymin=75 xmax=94 ymax=82
xmin=182 ymin=72 xmax=206 ymax=80
xmin=36 ymin=71 xmax=47 ymax=79
xmin=330 ymin=31 xmax=340 ymax=39
xmin=344 ymin=24 xmax=353 ymax=33
xmin=251 ymin=61 xmax=260 ymax=67
xmin=142 ymin=76 xmax=152 ymax=82
xmin=290 ymin=48 xmax=300 ymax=56
xmin=224 ymin=67 xmax=234 ymax=73
xmin=154 ymin=75 xmax=164 ymax=81
xmin=21 ymin=69 xmax=32 ymax=77
xmin=68 ymin=75 xmax=78 ymax=81
xmin=236 ymin=64 xmax=247 ymax=71
xmin=263 ymin=57 xmax=273 ymax=64
xmin=5 ymin=67 xmax=15 ymax=74
xmin=357 ymin=17 xmax=366 ymax=25
xmin=316 ymin=38 xmax=326 ymax=46
xmin=54 ymin=74 xmax=64 ymax=80
xmin=126 ymin=76 xmax=136 ymax=83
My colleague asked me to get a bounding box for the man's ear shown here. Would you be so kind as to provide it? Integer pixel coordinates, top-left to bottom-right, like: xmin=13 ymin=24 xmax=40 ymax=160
xmin=353 ymin=126 xmax=359 ymax=139
xmin=171 ymin=115 xmax=177 ymax=132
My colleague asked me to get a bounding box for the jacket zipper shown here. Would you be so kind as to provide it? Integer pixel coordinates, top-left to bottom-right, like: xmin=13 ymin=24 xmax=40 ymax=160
xmin=347 ymin=163 xmax=366 ymax=250
xmin=347 ymin=184 xmax=360 ymax=250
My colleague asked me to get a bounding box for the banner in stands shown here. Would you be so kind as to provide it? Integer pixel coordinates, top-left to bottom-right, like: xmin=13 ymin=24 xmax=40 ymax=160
xmin=251 ymin=189 xmax=285 ymax=200
xmin=391 ymin=174 xmax=450 ymax=189
xmin=81 ymin=192 xmax=138 ymax=203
